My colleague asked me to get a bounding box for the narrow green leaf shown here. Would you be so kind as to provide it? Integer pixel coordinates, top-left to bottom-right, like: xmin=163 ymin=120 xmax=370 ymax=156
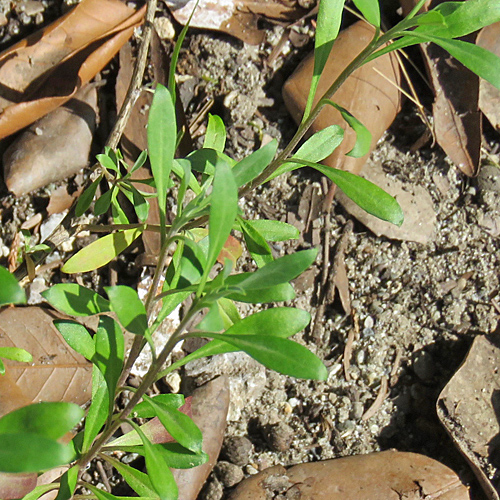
xmin=142 ymin=395 xmax=203 ymax=453
xmin=101 ymin=455 xmax=156 ymax=498
xmin=352 ymin=0 xmax=380 ymax=27
xmin=42 ymin=283 xmax=111 ymax=316
xmin=303 ymin=0 xmax=346 ymax=120
xmin=203 ymin=114 xmax=226 ymax=152
xmin=0 ymin=434 xmax=75 ymax=473
xmin=196 ymin=302 xmax=224 ymax=331
xmin=0 ymin=265 xmax=26 ymax=306
xmin=0 ymin=402 xmax=84 ymax=440
xmin=85 ymin=484 xmax=122 ymax=500
xmin=148 ymin=84 xmax=176 ymax=245
xmin=75 ymin=175 xmax=102 ymax=216
xmin=290 ymin=159 xmax=404 ymax=225
xmin=0 ymin=359 xmax=4 ymax=375
xmin=111 ymin=191 xmax=130 ymax=225
xmin=244 ymin=219 xmax=299 ymax=241
xmin=82 ymin=366 xmax=108 ymax=452
xmin=61 ymin=227 xmax=144 ymax=273
xmin=405 ymin=33 xmax=500 ymax=91
xmin=224 ymin=279 xmax=295 ymax=303
xmin=0 ymin=347 xmax=32 ymax=364
xmin=53 ymin=320 xmax=95 ymax=360
xmin=93 ymin=316 xmax=124 ymax=413
xmin=105 ymin=286 xmax=148 ymax=337
xmin=238 ymin=218 xmax=273 ymax=267
xmin=322 ymin=100 xmax=372 ymax=157
xmin=165 ymin=307 xmax=310 ymax=373
xmin=22 ymin=484 xmax=59 ymax=500
xmin=97 ymin=153 xmax=119 ymax=173
xmin=232 ymin=139 xmax=278 ymax=187
xmin=130 ymin=150 xmax=148 ymax=175
xmin=54 ymin=465 xmax=79 ymax=500
xmin=213 ymin=333 xmax=327 ymax=380
xmin=125 ymin=183 xmax=150 ymax=222
xmin=268 ymin=125 xmax=344 ymax=181
xmin=203 ymin=159 xmax=238 ymax=286
xmin=94 ymin=188 xmax=114 ymax=216
xmin=236 ymin=248 xmax=318 ymax=291
xmin=172 ymin=159 xmax=201 ymax=195
xmin=129 ymin=422 xmax=178 ymax=500
xmin=134 ymin=395 xmax=185 ymax=417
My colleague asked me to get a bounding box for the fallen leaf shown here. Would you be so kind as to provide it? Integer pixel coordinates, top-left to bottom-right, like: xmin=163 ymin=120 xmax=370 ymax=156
xmin=0 ymin=0 xmax=145 ymax=140
xmin=229 ymin=450 xmax=470 ymax=499
xmin=437 ymin=335 xmax=500 ymax=500
xmin=166 ymin=0 xmax=307 ymax=45
xmin=283 ymin=20 xmax=402 ymax=176
xmin=46 ymin=186 xmax=82 ymax=216
xmin=0 ymin=472 xmax=36 ymax=500
xmin=3 ymin=84 xmax=98 ymax=196
xmin=336 ymin=156 xmax=436 ymax=244
xmin=477 ymin=22 xmax=500 ymax=132
xmin=0 ymin=306 xmax=92 ymax=418
xmin=400 ymin=0 xmax=481 ymax=177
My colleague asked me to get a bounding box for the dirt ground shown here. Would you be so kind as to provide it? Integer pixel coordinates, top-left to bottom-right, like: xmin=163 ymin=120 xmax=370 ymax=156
xmin=1 ymin=1 xmax=500 ymax=499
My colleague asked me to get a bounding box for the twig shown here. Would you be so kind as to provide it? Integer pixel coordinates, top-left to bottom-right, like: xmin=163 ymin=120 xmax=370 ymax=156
xmin=362 ymin=375 xmax=389 ymax=421
xmin=96 ymin=460 xmax=111 ymax=492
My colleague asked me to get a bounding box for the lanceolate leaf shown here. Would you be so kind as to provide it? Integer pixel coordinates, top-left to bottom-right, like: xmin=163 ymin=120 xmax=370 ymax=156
xmin=22 ymin=484 xmax=59 ymax=500
xmin=148 ymin=84 xmax=176 ymax=244
xmin=290 ymin=159 xmax=404 ymax=226
xmin=244 ymin=219 xmax=299 ymax=241
xmin=165 ymin=307 xmax=311 ymax=373
xmin=0 ymin=434 xmax=75 ymax=473
xmin=53 ymin=320 xmax=95 ymax=360
xmin=203 ymin=114 xmax=226 ymax=152
xmin=352 ymin=0 xmax=380 ymax=27
xmin=211 ymin=333 xmax=328 ymax=380
xmin=232 ymin=139 xmax=278 ymax=187
xmin=129 ymin=422 xmax=178 ymax=500
xmin=84 ymin=484 xmax=122 ymax=500
xmin=93 ymin=316 xmax=124 ymax=413
xmin=82 ymin=366 xmax=108 ymax=453
xmin=238 ymin=218 xmax=273 ymax=267
xmin=304 ymin=0 xmax=346 ymax=120
xmin=0 ymin=402 xmax=83 ymax=440
xmin=61 ymin=227 xmax=144 ymax=273
xmin=55 ymin=465 xmax=79 ymax=500
xmin=0 ymin=347 xmax=32 ymax=364
xmin=268 ymin=125 xmax=344 ymax=181
xmin=134 ymin=394 xmax=185 ymax=416
xmin=105 ymin=286 xmax=148 ymax=337
xmin=0 ymin=265 xmax=26 ymax=306
xmin=42 ymin=283 xmax=111 ymax=316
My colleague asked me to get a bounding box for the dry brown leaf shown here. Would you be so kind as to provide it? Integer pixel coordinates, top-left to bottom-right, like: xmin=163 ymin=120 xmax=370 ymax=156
xmin=400 ymin=0 xmax=481 ymax=177
xmin=3 ymin=83 xmax=98 ymax=195
xmin=0 ymin=306 xmax=92 ymax=417
xmin=477 ymin=22 xmax=500 ymax=132
xmin=0 ymin=471 xmax=37 ymax=500
xmin=0 ymin=0 xmax=145 ymax=140
xmin=437 ymin=335 xmax=500 ymax=500
xmin=166 ymin=0 xmax=306 ymax=45
xmin=229 ymin=450 xmax=470 ymax=499
xmin=283 ymin=20 xmax=402 ymax=176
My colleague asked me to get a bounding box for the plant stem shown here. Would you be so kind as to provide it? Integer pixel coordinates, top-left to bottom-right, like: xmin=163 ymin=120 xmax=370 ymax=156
xmin=239 ymin=28 xmax=382 ymax=198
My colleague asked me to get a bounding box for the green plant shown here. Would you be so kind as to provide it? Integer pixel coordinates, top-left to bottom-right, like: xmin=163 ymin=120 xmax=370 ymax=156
xmin=1 ymin=0 xmax=499 ymax=498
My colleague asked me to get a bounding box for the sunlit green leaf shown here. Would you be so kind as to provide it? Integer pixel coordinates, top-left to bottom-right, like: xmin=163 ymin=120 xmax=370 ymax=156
xmin=0 ymin=265 xmax=26 ymax=306
xmin=82 ymin=366 xmax=108 ymax=453
xmin=0 ymin=347 xmax=32 ymax=364
xmin=232 ymin=139 xmax=278 ymax=187
xmin=61 ymin=227 xmax=144 ymax=273
xmin=148 ymin=84 xmax=176 ymax=245
xmin=134 ymin=394 xmax=185 ymax=417
xmin=244 ymin=220 xmax=299 ymax=241
xmin=22 ymin=484 xmax=59 ymax=500
xmin=0 ymin=402 xmax=83 ymax=440
xmin=105 ymin=286 xmax=148 ymax=337
xmin=42 ymin=283 xmax=110 ymax=316
xmin=97 ymin=153 xmax=119 ymax=173
xmin=352 ymin=0 xmax=380 ymax=27
xmin=75 ymin=175 xmax=102 ymax=217
xmin=53 ymin=320 xmax=95 ymax=360
xmin=238 ymin=218 xmax=273 ymax=267
xmin=204 ymin=114 xmax=226 ymax=152
xmin=54 ymin=465 xmax=79 ymax=500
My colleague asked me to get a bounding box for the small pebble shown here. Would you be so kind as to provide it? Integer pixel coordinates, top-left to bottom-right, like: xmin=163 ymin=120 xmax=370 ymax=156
xmin=214 ymin=461 xmax=244 ymax=488
xmin=264 ymin=422 xmax=294 ymax=452
xmin=201 ymin=476 xmax=223 ymax=500
xmin=222 ymin=436 xmax=253 ymax=466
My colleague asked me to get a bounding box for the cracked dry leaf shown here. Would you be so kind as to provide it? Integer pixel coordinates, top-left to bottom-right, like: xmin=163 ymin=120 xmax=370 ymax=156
xmin=0 ymin=0 xmax=145 ymax=139
xmin=0 ymin=306 xmax=92 ymax=418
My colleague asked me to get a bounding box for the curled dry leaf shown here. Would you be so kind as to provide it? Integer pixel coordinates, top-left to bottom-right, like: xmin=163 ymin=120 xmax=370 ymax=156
xmin=166 ymin=0 xmax=307 ymax=45
xmin=477 ymin=22 xmax=500 ymax=132
xmin=400 ymin=0 xmax=481 ymax=177
xmin=229 ymin=450 xmax=470 ymax=499
xmin=0 ymin=0 xmax=145 ymax=140
xmin=283 ymin=21 xmax=402 ymax=176
xmin=0 ymin=306 xmax=92 ymax=418
xmin=3 ymin=84 xmax=98 ymax=196
xmin=437 ymin=335 xmax=500 ymax=500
